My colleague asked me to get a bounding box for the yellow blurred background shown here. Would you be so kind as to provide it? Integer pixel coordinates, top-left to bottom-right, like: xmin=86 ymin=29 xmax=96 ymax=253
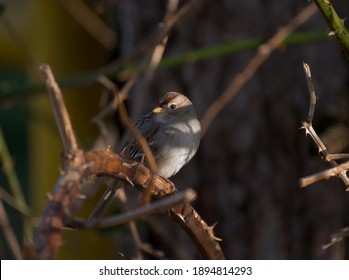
xmin=0 ymin=0 xmax=116 ymax=259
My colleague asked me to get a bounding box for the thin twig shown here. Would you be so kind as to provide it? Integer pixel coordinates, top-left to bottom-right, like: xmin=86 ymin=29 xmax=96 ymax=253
xmin=0 ymin=17 xmax=39 ymax=74
xmin=94 ymin=76 xmax=135 ymax=121
xmin=129 ymin=0 xmax=177 ymax=120
xmin=147 ymin=218 xmax=192 ymax=259
xmin=0 ymin=127 xmax=27 ymax=209
xmin=300 ymin=160 xmax=349 ymax=187
xmin=0 ymin=127 xmax=33 ymax=245
xmin=39 ymin=64 xmax=80 ymax=157
xmin=92 ymin=76 xmax=134 ymax=149
xmin=68 ymin=189 xmax=196 ymax=259
xmin=0 ymin=0 xmax=201 ymax=105
xmin=118 ymin=188 xmax=144 ymax=260
xmin=149 ymin=35 xmax=169 ymax=71
xmin=92 ymin=0 xmax=121 ymax=14
xmin=0 ymin=188 xmax=31 ymax=216
xmin=200 ymin=3 xmax=318 ymax=135
xmin=327 ymin=153 xmax=349 ymax=161
xmin=59 ymin=0 xmax=117 ymax=50
xmin=162 ymin=0 xmax=199 ymax=32
xmin=301 ymin=121 xmax=328 ymax=158
xmin=106 ymin=187 xmax=165 ymax=259
xmin=0 ymin=198 xmax=22 ymax=259
xmin=96 ymin=76 xmax=157 ymax=173
xmin=146 ymin=0 xmax=179 ymax=80
xmin=322 ymin=227 xmax=349 ymax=250
xmin=303 ymin=62 xmax=317 ymax=123
xmin=117 ymin=189 xmax=167 ymax=260
xmin=75 ymin=188 xmax=195 ymax=229
xmin=299 ymin=63 xmax=349 ymax=190
xmin=144 ymin=0 xmax=178 ymax=78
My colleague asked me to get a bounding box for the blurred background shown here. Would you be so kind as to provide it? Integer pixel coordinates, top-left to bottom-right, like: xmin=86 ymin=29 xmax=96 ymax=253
xmin=1 ymin=0 xmax=349 ymax=259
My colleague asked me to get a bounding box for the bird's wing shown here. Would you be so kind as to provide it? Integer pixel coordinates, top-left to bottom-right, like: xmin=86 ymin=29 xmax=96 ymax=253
xmin=120 ymin=112 xmax=161 ymax=162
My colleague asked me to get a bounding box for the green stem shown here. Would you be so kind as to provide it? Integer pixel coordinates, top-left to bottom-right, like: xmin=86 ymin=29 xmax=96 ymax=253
xmin=0 ymin=31 xmax=330 ymax=104
xmin=313 ymin=0 xmax=349 ymax=58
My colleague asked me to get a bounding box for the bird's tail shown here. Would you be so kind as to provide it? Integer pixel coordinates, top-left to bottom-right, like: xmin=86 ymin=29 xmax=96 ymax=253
xmin=89 ymin=179 xmax=124 ymax=220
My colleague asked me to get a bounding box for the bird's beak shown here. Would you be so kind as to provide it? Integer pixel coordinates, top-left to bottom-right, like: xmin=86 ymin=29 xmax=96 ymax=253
xmin=153 ymin=106 xmax=164 ymax=114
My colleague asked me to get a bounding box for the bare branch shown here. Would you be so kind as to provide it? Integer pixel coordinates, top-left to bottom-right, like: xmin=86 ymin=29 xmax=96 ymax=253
xmin=34 ymin=148 xmax=224 ymax=259
xmin=170 ymin=201 xmax=224 ymax=259
xmin=144 ymin=0 xmax=178 ymax=81
xmin=303 ymin=62 xmax=317 ymax=123
xmin=72 ymin=188 xmax=196 ymax=229
xmin=300 ymin=160 xmax=349 ymax=187
xmin=322 ymin=227 xmax=349 ymax=250
xmin=299 ymin=63 xmax=349 ymax=190
xmin=94 ymin=75 xmax=135 ymax=120
xmin=59 ymin=0 xmax=117 ymax=50
xmin=118 ymin=188 xmax=146 ymax=260
xmin=200 ymin=3 xmax=318 ymax=136
xmin=39 ymin=64 xmax=80 ymax=157
xmin=0 ymin=188 xmax=31 ymax=216
xmin=301 ymin=122 xmax=329 ymax=158
xmin=0 ymin=17 xmax=39 ymax=74
xmin=85 ymin=150 xmax=224 ymax=259
xmin=96 ymin=76 xmax=157 ymax=173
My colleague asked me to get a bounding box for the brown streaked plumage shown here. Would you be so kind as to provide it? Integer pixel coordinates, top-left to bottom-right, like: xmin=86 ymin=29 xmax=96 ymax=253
xmin=90 ymin=92 xmax=201 ymax=219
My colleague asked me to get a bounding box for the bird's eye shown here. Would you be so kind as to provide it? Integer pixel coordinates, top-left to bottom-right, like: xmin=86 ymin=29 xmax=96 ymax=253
xmin=169 ymin=103 xmax=177 ymax=110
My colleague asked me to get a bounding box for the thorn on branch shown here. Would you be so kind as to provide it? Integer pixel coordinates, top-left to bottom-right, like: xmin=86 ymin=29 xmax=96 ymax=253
xmin=299 ymin=63 xmax=349 ymax=190
xmin=322 ymin=227 xmax=349 ymax=250
xmin=46 ymin=193 xmax=54 ymax=201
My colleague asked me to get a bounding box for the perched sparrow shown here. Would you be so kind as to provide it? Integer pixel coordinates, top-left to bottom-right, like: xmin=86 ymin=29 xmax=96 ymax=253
xmin=90 ymin=92 xmax=201 ymax=218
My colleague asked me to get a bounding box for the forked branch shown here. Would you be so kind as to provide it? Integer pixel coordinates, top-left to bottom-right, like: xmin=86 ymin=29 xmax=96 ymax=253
xmin=299 ymin=62 xmax=349 ymax=190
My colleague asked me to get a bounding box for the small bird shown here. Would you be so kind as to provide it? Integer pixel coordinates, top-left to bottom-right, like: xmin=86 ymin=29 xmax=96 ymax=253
xmin=90 ymin=92 xmax=201 ymax=218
